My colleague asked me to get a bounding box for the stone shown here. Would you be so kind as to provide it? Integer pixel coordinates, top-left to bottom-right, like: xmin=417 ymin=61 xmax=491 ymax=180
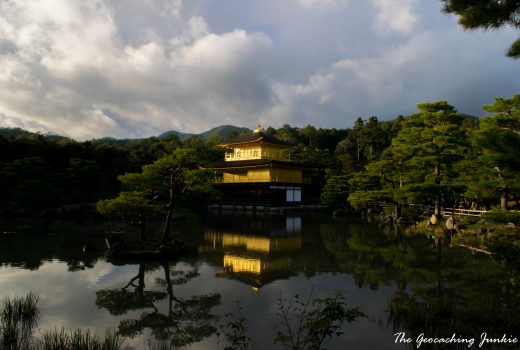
xmin=446 ymin=216 xmax=454 ymax=230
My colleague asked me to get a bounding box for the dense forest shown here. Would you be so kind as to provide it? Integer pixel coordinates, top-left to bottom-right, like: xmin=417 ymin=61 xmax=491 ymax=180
xmin=0 ymin=94 xmax=518 ymax=221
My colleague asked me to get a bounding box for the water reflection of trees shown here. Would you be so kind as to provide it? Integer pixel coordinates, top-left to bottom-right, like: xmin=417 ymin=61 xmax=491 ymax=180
xmin=320 ymin=222 xmax=520 ymax=344
xmin=95 ymin=262 xmax=221 ymax=348
xmin=0 ymin=220 xmax=122 ymax=271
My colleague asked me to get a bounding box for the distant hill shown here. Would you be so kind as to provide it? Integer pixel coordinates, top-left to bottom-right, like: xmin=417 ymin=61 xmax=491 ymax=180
xmin=0 ymin=127 xmax=37 ymax=139
xmin=157 ymin=130 xmax=195 ymax=141
xmin=200 ymin=125 xmax=250 ymax=140
xmin=0 ymin=127 xmax=70 ymax=142
xmin=158 ymin=125 xmax=250 ymax=141
xmin=0 ymin=125 xmax=251 ymax=143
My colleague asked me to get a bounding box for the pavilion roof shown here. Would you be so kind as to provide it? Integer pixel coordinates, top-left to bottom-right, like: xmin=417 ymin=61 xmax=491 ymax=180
xmin=218 ymin=131 xmax=294 ymax=148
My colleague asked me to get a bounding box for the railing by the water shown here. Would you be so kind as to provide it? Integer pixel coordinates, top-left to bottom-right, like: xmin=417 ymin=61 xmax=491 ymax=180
xmin=443 ymin=208 xmax=488 ymax=217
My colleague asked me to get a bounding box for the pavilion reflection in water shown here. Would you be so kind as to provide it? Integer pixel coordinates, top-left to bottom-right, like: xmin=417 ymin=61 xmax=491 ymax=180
xmin=200 ymin=215 xmax=302 ymax=291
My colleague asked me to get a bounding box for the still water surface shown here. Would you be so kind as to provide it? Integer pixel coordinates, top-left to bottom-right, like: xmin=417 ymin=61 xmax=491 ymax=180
xmin=1 ymin=213 xmax=518 ymax=349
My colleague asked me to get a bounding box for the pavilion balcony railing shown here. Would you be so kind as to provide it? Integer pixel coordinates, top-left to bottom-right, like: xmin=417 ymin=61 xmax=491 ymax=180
xmin=224 ymin=152 xmax=291 ymax=162
xmin=214 ymin=177 xmax=312 ymax=184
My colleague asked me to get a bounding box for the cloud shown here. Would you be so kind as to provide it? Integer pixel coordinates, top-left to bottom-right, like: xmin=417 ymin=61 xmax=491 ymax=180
xmin=0 ymin=0 xmax=518 ymax=140
xmin=372 ymin=0 xmax=418 ymax=35
xmin=292 ymin=0 xmax=349 ymax=9
xmin=0 ymin=0 xmax=274 ymax=139
xmin=263 ymin=27 xmax=519 ymax=128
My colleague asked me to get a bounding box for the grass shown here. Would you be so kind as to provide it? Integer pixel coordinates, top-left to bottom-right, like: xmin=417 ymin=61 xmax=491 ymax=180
xmin=1 ymin=292 xmax=40 ymax=350
xmin=42 ymin=327 xmax=124 ymax=350
xmin=1 ymin=293 xmax=124 ymax=350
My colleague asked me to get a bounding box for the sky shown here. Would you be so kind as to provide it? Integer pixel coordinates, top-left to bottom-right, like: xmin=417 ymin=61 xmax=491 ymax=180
xmin=0 ymin=0 xmax=518 ymax=140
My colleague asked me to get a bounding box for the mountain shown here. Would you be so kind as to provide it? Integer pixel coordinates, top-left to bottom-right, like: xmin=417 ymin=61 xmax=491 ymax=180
xmin=0 ymin=127 xmax=32 ymax=139
xmin=1 ymin=124 xmax=251 ymax=143
xmin=158 ymin=125 xmax=250 ymax=141
xmin=0 ymin=127 xmax=70 ymax=142
xmin=200 ymin=125 xmax=250 ymax=140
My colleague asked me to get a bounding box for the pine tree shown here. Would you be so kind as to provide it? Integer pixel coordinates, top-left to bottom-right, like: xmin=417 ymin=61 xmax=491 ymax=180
xmin=472 ymin=95 xmax=520 ymax=210
xmin=348 ymin=101 xmax=470 ymax=218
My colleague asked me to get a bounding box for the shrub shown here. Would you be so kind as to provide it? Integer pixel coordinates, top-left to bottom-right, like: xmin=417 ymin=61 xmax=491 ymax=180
xmin=483 ymin=209 xmax=520 ymax=226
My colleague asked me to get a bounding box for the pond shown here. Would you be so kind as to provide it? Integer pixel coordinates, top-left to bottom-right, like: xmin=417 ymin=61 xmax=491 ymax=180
xmin=1 ymin=213 xmax=519 ymax=349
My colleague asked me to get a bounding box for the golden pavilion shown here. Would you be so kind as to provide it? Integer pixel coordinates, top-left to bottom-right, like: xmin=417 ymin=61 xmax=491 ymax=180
xmin=213 ymin=125 xmax=309 ymax=204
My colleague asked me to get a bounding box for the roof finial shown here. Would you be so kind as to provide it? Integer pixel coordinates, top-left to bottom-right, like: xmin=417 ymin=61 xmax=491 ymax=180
xmin=253 ymin=124 xmax=263 ymax=133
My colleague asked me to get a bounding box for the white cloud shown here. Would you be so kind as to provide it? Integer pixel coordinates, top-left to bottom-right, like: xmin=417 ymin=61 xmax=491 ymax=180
xmin=372 ymin=0 xmax=418 ymax=35
xmin=0 ymin=0 xmax=274 ymax=139
xmin=293 ymin=0 xmax=349 ymax=9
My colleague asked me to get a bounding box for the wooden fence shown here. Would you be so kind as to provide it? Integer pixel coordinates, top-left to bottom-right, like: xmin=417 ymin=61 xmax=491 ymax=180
xmin=443 ymin=208 xmax=488 ymax=217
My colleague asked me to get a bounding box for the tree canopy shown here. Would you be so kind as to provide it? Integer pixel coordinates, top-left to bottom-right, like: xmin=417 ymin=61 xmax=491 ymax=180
xmin=347 ymin=101 xmax=470 ymax=217
xmin=464 ymin=95 xmax=520 ymax=209
xmin=97 ymin=148 xmax=213 ymax=242
xmin=1 ymin=94 xmax=519 ymax=221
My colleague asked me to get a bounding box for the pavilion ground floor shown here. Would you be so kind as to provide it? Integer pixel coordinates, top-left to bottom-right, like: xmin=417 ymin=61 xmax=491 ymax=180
xmin=212 ymin=182 xmax=319 ymax=207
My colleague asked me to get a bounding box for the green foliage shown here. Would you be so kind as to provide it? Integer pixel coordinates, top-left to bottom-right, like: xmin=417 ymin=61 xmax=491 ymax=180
xmin=465 ymin=95 xmax=520 ymax=209
xmin=96 ymin=148 xmax=212 ymax=240
xmin=0 ymin=127 xmax=224 ymax=217
xmin=334 ymin=116 xmax=393 ymax=172
xmin=291 ymin=146 xmax=337 ymax=168
xmin=97 ymin=192 xmax=160 ymax=218
xmin=291 ymin=146 xmax=339 ymax=189
xmin=441 ymin=0 xmax=520 ymax=58
xmin=508 ymin=38 xmax=520 ymax=58
xmin=0 ymin=131 xmax=131 ymax=215
xmin=320 ymin=175 xmax=350 ymax=208
xmin=348 ymin=100 xmax=470 ymax=216
xmin=2 ymin=94 xmax=519 ymax=218
xmin=346 ymin=171 xmax=390 ymax=210
xmin=0 ymin=157 xmax=63 ymax=214
xmin=483 ymin=208 xmax=520 ymax=226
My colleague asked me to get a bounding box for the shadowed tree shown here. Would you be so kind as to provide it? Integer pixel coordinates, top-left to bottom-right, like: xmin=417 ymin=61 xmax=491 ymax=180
xmin=463 ymin=94 xmax=520 ymax=209
xmin=320 ymin=174 xmax=351 ymax=208
xmin=97 ymin=148 xmax=213 ymax=242
xmin=0 ymin=157 xmax=64 ymax=215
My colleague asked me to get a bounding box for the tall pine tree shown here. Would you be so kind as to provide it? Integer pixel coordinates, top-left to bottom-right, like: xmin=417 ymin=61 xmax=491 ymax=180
xmin=348 ymin=101 xmax=470 ymax=218
xmin=470 ymin=95 xmax=520 ymax=210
